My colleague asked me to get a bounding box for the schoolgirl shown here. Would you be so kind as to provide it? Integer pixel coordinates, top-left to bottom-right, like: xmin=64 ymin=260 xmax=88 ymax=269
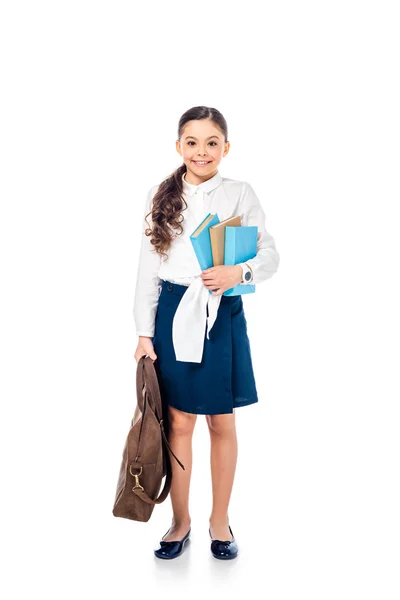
xmin=133 ymin=105 xmax=280 ymax=559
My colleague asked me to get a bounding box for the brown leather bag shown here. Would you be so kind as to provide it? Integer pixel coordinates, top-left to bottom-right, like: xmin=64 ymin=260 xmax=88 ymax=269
xmin=112 ymin=354 xmax=185 ymax=522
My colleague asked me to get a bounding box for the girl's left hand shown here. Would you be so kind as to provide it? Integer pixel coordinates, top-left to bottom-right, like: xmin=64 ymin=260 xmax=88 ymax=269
xmin=200 ymin=265 xmax=243 ymax=296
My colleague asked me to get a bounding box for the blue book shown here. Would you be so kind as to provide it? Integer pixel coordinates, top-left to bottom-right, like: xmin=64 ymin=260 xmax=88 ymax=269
xmin=223 ymin=225 xmax=257 ymax=296
xmin=190 ymin=212 xmax=220 ymax=270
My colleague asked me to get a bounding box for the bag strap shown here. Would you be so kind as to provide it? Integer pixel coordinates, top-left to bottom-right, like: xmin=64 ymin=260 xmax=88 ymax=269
xmin=136 ymin=358 xmax=185 ymax=470
xmin=136 ymin=356 xmax=162 ymax=419
xmin=130 ymin=443 xmax=172 ymax=504
xmin=130 ymin=356 xmax=185 ymax=505
xmin=131 ymin=416 xmax=184 ymax=504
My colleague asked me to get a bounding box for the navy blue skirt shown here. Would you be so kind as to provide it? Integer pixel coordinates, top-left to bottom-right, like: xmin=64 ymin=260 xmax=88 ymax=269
xmin=152 ymin=279 xmax=259 ymax=415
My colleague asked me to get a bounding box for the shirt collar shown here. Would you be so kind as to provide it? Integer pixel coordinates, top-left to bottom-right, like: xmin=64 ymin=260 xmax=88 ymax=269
xmin=182 ymin=170 xmax=222 ymax=197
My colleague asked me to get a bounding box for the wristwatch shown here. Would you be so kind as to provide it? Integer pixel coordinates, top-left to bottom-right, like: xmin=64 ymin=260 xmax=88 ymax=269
xmin=240 ymin=262 xmax=253 ymax=284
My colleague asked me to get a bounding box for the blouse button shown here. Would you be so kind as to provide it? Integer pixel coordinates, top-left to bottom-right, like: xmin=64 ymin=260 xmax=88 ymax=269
xmin=167 ymin=284 xmax=172 ymax=291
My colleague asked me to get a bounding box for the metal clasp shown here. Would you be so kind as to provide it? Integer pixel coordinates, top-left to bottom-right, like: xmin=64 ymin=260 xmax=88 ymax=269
xmin=129 ymin=464 xmax=144 ymax=491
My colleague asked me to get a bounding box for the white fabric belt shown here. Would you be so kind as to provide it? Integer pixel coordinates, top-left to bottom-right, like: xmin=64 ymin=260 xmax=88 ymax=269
xmin=172 ymin=277 xmax=222 ymax=363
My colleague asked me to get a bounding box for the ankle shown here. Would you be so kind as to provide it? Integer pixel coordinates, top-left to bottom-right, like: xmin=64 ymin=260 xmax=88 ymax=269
xmin=172 ymin=516 xmax=191 ymax=528
xmin=209 ymin=515 xmax=229 ymax=526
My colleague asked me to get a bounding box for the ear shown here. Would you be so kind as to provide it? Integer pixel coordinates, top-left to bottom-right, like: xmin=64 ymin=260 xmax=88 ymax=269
xmin=223 ymin=140 xmax=231 ymax=157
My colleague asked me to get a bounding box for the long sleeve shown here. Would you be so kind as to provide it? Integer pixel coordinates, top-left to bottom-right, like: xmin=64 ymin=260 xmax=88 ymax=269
xmin=133 ymin=185 xmax=162 ymax=337
xmin=239 ymin=181 xmax=280 ymax=284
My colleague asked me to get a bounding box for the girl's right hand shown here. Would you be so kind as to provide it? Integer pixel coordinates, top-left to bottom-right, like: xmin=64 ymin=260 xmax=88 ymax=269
xmin=134 ymin=336 xmax=158 ymax=364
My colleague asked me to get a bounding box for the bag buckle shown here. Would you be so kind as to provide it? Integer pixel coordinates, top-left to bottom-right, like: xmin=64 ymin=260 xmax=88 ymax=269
xmin=129 ymin=464 xmax=144 ymax=491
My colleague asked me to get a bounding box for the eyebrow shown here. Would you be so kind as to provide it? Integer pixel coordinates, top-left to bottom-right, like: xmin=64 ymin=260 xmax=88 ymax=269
xmin=184 ymin=135 xmax=220 ymax=140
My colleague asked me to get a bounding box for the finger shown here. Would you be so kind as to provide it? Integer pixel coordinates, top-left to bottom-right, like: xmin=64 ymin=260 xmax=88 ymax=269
xmin=202 ymin=280 xmax=216 ymax=288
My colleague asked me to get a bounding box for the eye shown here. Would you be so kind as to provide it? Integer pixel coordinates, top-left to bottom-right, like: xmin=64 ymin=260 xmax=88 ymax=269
xmin=187 ymin=141 xmax=218 ymax=146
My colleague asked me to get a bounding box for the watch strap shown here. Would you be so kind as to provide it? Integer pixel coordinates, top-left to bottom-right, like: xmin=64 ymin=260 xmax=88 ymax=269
xmin=239 ymin=262 xmax=253 ymax=284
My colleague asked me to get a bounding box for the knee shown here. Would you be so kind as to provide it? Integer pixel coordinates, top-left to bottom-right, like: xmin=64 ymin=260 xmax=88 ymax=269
xmin=206 ymin=413 xmax=236 ymax=436
xmin=168 ymin=405 xmax=197 ymax=436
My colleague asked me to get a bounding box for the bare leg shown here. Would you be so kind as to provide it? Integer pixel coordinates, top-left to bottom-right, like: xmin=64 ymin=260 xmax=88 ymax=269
xmin=206 ymin=410 xmax=238 ymax=541
xmin=161 ymin=404 xmax=197 ymax=541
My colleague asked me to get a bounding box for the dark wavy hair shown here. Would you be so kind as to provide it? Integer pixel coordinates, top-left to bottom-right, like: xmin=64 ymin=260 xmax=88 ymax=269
xmin=145 ymin=106 xmax=228 ymax=261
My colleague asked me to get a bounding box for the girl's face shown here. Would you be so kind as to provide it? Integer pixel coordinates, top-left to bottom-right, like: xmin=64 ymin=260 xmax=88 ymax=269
xmin=176 ymin=119 xmax=230 ymax=184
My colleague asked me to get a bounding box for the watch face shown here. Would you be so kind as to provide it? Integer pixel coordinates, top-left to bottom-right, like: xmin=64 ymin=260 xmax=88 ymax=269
xmin=245 ymin=271 xmax=252 ymax=281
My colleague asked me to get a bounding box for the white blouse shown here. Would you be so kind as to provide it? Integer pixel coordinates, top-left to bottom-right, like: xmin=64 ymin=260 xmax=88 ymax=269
xmin=133 ymin=171 xmax=280 ymax=362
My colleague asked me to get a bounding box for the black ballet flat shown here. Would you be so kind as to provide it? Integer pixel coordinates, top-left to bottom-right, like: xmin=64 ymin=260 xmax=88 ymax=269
xmin=154 ymin=527 xmax=191 ymax=559
xmin=209 ymin=525 xmax=239 ymax=560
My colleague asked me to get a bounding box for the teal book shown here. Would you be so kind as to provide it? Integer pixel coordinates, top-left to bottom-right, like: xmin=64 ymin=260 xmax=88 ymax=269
xmin=190 ymin=212 xmax=220 ymax=270
xmin=223 ymin=225 xmax=258 ymax=296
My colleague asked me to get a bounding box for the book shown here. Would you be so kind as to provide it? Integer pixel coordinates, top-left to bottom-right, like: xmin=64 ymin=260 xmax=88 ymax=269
xmin=209 ymin=215 xmax=242 ymax=267
xmin=190 ymin=212 xmax=220 ymax=270
xmin=223 ymin=225 xmax=258 ymax=296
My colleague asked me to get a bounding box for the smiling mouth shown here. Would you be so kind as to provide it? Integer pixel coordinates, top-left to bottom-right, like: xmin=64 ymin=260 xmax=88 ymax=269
xmin=192 ymin=160 xmax=212 ymax=166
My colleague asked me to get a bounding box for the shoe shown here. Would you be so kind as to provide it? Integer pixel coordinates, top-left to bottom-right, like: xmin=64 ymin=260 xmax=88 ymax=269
xmin=154 ymin=527 xmax=191 ymax=559
xmin=209 ymin=524 xmax=239 ymax=559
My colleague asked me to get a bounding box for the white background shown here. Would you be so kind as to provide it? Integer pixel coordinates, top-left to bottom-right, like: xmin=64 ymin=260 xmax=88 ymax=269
xmin=1 ymin=1 xmax=399 ymax=598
